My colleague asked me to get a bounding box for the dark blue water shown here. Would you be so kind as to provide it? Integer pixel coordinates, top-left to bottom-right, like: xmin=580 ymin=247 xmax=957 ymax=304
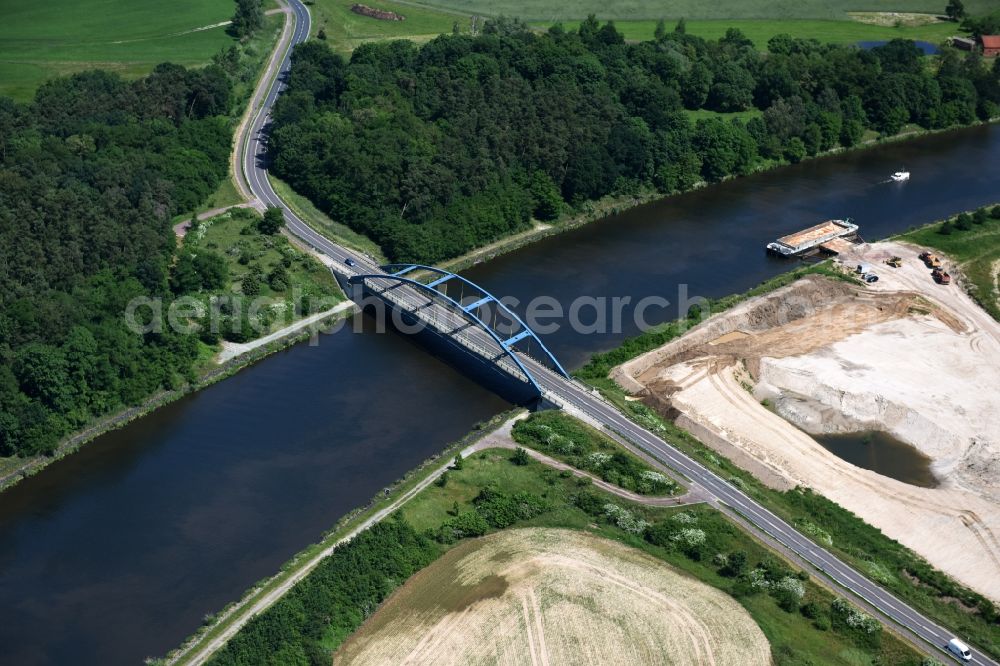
xmin=857 ymin=39 xmax=939 ymax=54
xmin=465 ymin=124 xmax=999 ymax=367
xmin=0 ymin=123 xmax=997 ymax=665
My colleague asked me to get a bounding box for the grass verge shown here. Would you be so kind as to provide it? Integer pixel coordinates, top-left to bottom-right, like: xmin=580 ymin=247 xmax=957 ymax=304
xmin=511 ymin=410 xmax=681 ymax=496
xmin=270 ymin=176 xmax=387 ymax=260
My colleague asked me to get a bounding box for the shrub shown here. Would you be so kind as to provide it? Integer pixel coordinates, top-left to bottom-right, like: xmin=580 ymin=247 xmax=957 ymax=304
xmin=474 ymin=488 xmax=547 ymax=528
xmin=512 ymin=412 xmax=675 ymax=495
xmin=720 ymin=551 xmax=748 ymax=577
xmin=603 ymin=503 xmax=649 ymax=535
xmin=772 ymin=576 xmax=806 ymax=612
xmin=831 ymin=597 xmax=882 ymax=648
xmin=259 ymin=207 xmax=284 ymax=235
xmin=800 ymin=601 xmax=821 ymax=619
xmin=437 ymin=511 xmax=490 ymax=543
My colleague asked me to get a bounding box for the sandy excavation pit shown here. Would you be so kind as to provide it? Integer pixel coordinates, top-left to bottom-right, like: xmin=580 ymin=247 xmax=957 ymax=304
xmin=613 ymin=242 xmax=1000 ymax=601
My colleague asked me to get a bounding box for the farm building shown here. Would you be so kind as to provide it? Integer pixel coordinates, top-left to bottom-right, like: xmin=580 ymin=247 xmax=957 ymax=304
xmin=983 ymin=36 xmax=1000 ymax=57
xmin=951 ymin=36 xmax=976 ymax=51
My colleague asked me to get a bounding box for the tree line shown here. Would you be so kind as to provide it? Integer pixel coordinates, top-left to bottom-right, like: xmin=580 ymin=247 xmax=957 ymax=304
xmin=268 ymin=17 xmax=1000 ymax=265
xmin=0 ymin=64 xmax=237 ymax=457
xmin=207 ymin=517 xmax=440 ymax=665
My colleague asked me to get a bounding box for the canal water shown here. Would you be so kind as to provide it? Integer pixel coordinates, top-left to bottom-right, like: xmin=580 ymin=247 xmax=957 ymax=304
xmin=812 ymin=431 xmax=939 ymax=488
xmin=1 ymin=124 xmax=998 ymax=664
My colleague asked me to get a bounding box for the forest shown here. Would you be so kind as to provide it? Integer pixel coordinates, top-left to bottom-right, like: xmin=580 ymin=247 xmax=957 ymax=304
xmin=269 ymin=17 xmax=1000 ymax=264
xmin=0 ymin=64 xmax=235 ymax=457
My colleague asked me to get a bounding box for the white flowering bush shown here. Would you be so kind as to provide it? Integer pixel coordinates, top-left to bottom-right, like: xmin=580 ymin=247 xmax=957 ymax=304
xmin=670 ymin=511 xmax=698 ymax=525
xmin=797 ymin=520 xmax=833 ymax=546
xmin=671 ymin=528 xmax=706 ymax=548
xmin=628 ymin=403 xmax=668 ymax=432
xmin=728 ymin=476 xmax=750 ymax=491
xmin=700 ymin=449 xmax=722 ymax=467
xmin=866 ymin=561 xmax=895 ymax=585
xmin=773 ymin=576 xmax=805 ymax=601
xmin=749 ymin=568 xmax=770 ymax=590
xmin=603 ymin=503 xmax=649 ymax=535
xmin=832 ymin=598 xmax=881 ymax=635
xmin=512 ymin=412 xmax=678 ymax=496
xmin=640 ymin=470 xmax=668 ymax=484
xmin=545 ymin=432 xmax=576 ymax=455
xmin=586 ymin=451 xmax=612 ymax=467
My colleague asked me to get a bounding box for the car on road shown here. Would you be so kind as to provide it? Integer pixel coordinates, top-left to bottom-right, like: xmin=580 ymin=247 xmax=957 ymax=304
xmin=344 ymin=257 xmax=356 ymax=267
xmin=861 ymin=273 xmax=879 ymax=283
xmin=948 ymin=637 xmax=972 ymax=661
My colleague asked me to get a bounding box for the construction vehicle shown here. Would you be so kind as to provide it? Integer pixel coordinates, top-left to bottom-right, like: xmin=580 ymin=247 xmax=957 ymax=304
xmin=920 ymin=252 xmax=942 ymax=269
xmin=932 ymin=268 xmax=951 ymax=285
xmin=885 ymin=256 xmax=902 ymax=268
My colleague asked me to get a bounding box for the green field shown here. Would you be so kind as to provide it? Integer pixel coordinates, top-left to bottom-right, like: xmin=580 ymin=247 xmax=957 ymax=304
xmin=0 ymin=0 xmax=238 ymax=100
xmin=296 ymin=0 xmax=986 ymax=57
xmin=555 ymin=18 xmax=960 ymax=48
xmin=307 ymin=0 xmax=458 ymax=50
xmin=403 ymin=0 xmax=997 ymax=21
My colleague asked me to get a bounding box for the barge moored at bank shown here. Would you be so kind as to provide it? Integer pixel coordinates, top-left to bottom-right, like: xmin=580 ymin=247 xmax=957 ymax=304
xmin=766 ymin=218 xmax=859 ymax=257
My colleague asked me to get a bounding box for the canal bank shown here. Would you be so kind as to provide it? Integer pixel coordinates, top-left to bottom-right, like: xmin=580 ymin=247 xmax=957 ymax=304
xmin=0 ymin=303 xmax=358 ymax=494
xmin=3 ymin=117 xmax=994 ymax=496
xmin=1 ymin=122 xmax=999 ymax=665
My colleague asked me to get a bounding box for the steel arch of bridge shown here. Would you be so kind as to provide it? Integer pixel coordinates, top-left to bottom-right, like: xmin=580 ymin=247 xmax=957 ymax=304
xmin=349 ymin=264 xmax=569 ymax=395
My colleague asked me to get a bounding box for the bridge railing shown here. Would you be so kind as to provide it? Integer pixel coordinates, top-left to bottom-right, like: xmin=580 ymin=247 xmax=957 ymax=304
xmin=349 ymin=265 xmax=569 ymax=396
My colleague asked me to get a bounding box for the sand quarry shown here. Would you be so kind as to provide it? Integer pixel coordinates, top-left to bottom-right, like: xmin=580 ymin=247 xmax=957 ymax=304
xmin=613 ymin=241 xmax=1000 ymax=601
xmin=334 ymin=528 xmax=770 ymax=666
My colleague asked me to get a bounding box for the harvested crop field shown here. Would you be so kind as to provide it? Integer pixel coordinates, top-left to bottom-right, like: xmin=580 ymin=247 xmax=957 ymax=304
xmin=613 ymin=242 xmax=1000 ymax=601
xmin=334 ymin=527 xmax=770 ymax=665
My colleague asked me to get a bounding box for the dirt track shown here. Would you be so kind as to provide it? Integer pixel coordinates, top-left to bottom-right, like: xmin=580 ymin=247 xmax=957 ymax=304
xmin=334 ymin=528 xmax=770 ymax=666
xmin=614 ymin=241 xmax=1000 ymax=601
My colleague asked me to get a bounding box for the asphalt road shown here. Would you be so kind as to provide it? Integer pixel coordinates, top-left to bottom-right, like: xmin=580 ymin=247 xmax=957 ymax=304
xmin=238 ymin=2 xmax=994 ymax=663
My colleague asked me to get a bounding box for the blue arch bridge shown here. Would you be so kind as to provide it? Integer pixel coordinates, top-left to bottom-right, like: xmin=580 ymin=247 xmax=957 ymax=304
xmin=346 ymin=263 xmax=568 ymax=401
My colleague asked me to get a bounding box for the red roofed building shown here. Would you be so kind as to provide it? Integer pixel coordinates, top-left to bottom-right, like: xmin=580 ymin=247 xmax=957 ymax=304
xmin=982 ymin=35 xmax=1000 ymax=57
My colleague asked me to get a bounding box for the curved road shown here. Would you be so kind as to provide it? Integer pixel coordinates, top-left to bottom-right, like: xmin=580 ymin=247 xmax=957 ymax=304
xmin=235 ymin=3 xmax=995 ymax=664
